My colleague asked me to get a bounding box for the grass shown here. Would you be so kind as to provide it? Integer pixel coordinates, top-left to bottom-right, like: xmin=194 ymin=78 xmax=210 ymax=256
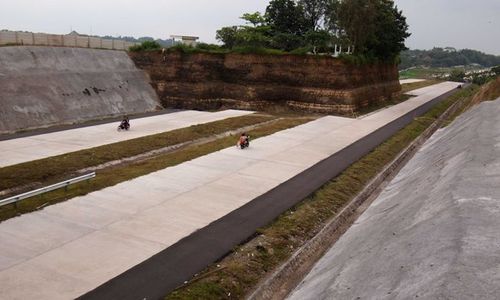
xmin=470 ymin=76 xmax=500 ymax=104
xmin=399 ymin=66 xmax=487 ymax=80
xmin=0 ymin=117 xmax=312 ymax=222
xmin=400 ymin=79 xmax=442 ymax=93
xmin=0 ymin=114 xmax=275 ymax=192
xmin=165 ymin=85 xmax=479 ymax=300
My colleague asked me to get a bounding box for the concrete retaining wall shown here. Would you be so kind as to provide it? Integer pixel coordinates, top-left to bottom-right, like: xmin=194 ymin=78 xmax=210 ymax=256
xmin=0 ymin=46 xmax=161 ymax=133
xmin=0 ymin=30 xmax=138 ymax=50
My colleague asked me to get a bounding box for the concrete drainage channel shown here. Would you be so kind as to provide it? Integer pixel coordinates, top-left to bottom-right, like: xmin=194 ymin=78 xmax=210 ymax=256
xmin=248 ymin=90 xmax=468 ymax=300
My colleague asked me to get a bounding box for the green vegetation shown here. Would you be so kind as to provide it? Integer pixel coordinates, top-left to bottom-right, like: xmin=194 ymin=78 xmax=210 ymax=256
xmin=0 ymin=115 xmax=275 ymax=192
xmin=129 ymin=40 xmax=162 ymax=52
xmin=165 ymin=86 xmax=479 ymax=300
xmin=399 ymin=65 xmax=498 ymax=85
xmin=468 ymin=77 xmax=500 ymax=107
xmin=0 ymin=117 xmax=313 ymax=222
xmin=400 ymin=48 xmax=500 ymax=70
xmin=215 ymin=0 xmax=409 ymax=61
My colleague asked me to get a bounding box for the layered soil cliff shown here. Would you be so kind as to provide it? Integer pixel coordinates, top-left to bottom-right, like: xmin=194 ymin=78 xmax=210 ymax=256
xmin=130 ymin=51 xmax=401 ymax=114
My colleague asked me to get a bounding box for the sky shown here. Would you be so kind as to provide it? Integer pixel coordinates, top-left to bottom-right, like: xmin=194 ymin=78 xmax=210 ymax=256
xmin=0 ymin=0 xmax=499 ymax=55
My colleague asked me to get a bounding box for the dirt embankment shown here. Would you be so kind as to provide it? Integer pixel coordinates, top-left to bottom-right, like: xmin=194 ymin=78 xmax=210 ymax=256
xmin=129 ymin=51 xmax=401 ymax=114
xmin=470 ymin=76 xmax=500 ymax=105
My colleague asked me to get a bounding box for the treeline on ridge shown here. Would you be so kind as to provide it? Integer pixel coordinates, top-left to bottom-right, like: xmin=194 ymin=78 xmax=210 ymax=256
xmin=215 ymin=0 xmax=410 ymax=61
xmin=400 ymin=47 xmax=500 ymax=70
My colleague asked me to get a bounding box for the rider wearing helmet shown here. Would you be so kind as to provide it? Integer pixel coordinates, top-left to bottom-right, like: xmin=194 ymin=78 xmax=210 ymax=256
xmin=237 ymin=133 xmax=249 ymax=149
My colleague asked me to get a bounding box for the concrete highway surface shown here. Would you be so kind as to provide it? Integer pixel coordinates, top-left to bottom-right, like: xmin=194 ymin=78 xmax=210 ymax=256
xmin=400 ymin=78 xmax=426 ymax=84
xmin=0 ymin=82 xmax=461 ymax=299
xmin=0 ymin=109 xmax=253 ymax=168
xmin=288 ymin=98 xmax=500 ymax=300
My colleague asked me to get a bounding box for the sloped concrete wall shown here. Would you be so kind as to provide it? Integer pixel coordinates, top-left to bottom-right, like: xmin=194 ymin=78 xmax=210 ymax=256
xmin=0 ymin=46 xmax=160 ymax=133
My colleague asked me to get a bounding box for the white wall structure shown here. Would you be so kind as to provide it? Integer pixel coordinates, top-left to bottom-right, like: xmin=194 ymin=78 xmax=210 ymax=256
xmin=0 ymin=30 xmax=138 ymax=51
xmin=170 ymin=35 xmax=199 ymax=47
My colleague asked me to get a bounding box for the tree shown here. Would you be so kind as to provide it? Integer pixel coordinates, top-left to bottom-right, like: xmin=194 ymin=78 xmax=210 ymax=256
xmin=323 ymin=0 xmax=340 ymax=32
xmin=337 ymin=0 xmax=377 ymax=55
xmin=241 ymin=12 xmax=266 ymax=27
xmin=216 ymin=26 xmax=238 ymax=48
xmin=367 ymin=0 xmax=410 ymax=60
xmin=237 ymin=12 xmax=272 ymax=48
xmin=298 ymin=0 xmax=328 ymax=31
xmin=266 ymin=0 xmax=308 ymax=35
xmin=305 ymin=30 xmax=332 ymax=53
xmin=337 ymin=0 xmax=410 ymax=61
xmin=492 ymin=66 xmax=500 ymax=76
xmin=449 ymin=69 xmax=466 ymax=82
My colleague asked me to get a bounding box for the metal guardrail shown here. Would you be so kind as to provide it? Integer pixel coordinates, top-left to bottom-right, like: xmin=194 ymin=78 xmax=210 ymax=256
xmin=0 ymin=172 xmax=96 ymax=207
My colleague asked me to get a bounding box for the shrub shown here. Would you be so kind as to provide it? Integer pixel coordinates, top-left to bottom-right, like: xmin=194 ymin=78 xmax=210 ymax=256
xmin=289 ymin=46 xmax=312 ymax=55
xmin=232 ymin=46 xmax=286 ymax=55
xmin=128 ymin=40 xmax=162 ymax=52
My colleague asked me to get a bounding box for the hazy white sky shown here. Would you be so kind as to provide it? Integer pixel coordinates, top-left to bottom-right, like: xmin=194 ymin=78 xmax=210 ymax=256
xmin=1 ymin=0 xmax=499 ymax=54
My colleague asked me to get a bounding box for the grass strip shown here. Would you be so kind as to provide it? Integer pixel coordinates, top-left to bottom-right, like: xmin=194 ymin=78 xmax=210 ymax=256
xmin=165 ymin=86 xmax=478 ymax=300
xmin=0 ymin=114 xmax=275 ymax=191
xmin=0 ymin=117 xmax=312 ymax=222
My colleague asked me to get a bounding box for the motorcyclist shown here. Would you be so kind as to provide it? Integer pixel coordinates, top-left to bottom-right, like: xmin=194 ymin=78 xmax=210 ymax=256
xmin=119 ymin=116 xmax=130 ymax=130
xmin=237 ymin=133 xmax=249 ymax=149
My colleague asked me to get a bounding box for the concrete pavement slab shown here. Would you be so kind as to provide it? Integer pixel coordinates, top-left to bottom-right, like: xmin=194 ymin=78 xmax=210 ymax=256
xmin=40 ymin=199 xmax=127 ymax=230
xmin=0 ymin=261 xmax=87 ymax=300
xmin=406 ymin=81 xmax=460 ymax=96
xmin=0 ymin=109 xmax=253 ymax=167
xmin=238 ymin=160 xmax=307 ymax=182
xmin=399 ymin=78 xmax=425 ymax=84
xmin=0 ymin=82 xmax=462 ymax=299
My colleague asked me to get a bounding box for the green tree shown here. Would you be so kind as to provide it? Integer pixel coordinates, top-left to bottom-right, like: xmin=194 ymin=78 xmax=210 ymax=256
xmin=323 ymin=0 xmax=340 ymax=32
xmin=270 ymin=32 xmax=304 ymax=51
xmin=491 ymin=65 xmax=500 ymax=76
xmin=241 ymin=12 xmax=266 ymax=27
xmin=449 ymin=69 xmax=466 ymax=82
xmin=216 ymin=26 xmax=238 ymax=48
xmin=236 ymin=12 xmax=272 ymax=48
xmin=367 ymin=0 xmax=410 ymax=60
xmin=266 ymin=0 xmax=308 ymax=35
xmin=337 ymin=0 xmax=409 ymax=61
xmin=305 ymin=30 xmax=332 ymax=53
xmin=337 ymin=0 xmax=377 ymax=54
xmin=298 ymin=0 xmax=328 ymax=31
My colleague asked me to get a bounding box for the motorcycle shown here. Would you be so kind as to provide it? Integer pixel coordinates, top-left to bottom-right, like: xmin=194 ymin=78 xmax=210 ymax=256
xmin=239 ymin=136 xmax=250 ymax=149
xmin=117 ymin=120 xmax=130 ymax=131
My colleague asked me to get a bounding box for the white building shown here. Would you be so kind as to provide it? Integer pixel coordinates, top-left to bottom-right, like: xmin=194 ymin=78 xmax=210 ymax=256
xmin=170 ymin=35 xmax=199 ymax=47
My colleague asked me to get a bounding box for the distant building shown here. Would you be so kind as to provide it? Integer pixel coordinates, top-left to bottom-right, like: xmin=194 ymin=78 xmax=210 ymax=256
xmin=170 ymin=35 xmax=199 ymax=47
